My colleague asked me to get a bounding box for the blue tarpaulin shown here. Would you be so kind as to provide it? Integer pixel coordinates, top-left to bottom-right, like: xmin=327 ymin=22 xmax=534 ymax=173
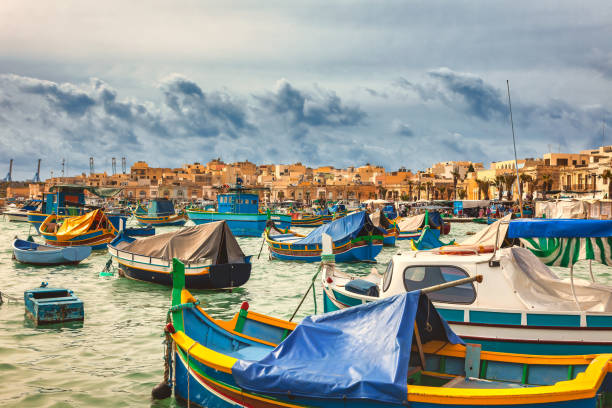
xmin=232 ymin=291 xmax=463 ymax=404
xmin=414 ymin=227 xmax=453 ymax=250
xmin=295 ymin=211 xmax=384 ymax=245
xmin=148 ymin=199 xmax=176 ymax=216
xmin=508 ymin=219 xmax=612 ymax=238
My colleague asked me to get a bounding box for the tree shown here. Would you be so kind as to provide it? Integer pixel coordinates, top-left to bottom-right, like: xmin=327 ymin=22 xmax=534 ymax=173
xmin=602 ymin=170 xmax=612 ymax=199
xmin=425 ymin=181 xmax=433 ymax=200
xmin=502 ymin=174 xmax=516 ymax=200
xmin=378 ymin=186 xmax=388 ymax=200
xmin=407 ymin=180 xmax=414 ymax=201
xmin=417 ymin=185 xmax=426 ymax=200
xmin=494 ymin=175 xmax=505 ymax=200
xmin=519 ymin=174 xmax=533 ymax=198
xmin=439 ymin=186 xmax=447 ymax=200
xmin=540 ymin=174 xmax=553 ymax=198
xmin=467 ymin=163 xmax=475 ymax=173
xmin=450 ymin=167 xmax=461 ymax=199
xmin=458 ymin=188 xmax=467 ymax=199
xmin=475 ymin=179 xmax=491 ymax=200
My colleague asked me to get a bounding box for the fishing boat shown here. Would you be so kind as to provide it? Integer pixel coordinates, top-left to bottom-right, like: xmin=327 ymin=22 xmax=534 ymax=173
xmin=3 ymin=200 xmax=42 ymax=222
xmin=124 ymin=225 xmax=155 ymax=237
xmin=39 ymin=209 xmax=118 ymax=250
xmin=397 ymin=210 xmax=449 ymax=240
xmin=473 ymin=217 xmax=495 ymax=225
xmin=160 ymin=259 xmax=612 ymax=408
xmin=265 ymin=211 xmax=384 ymax=262
xmin=132 ymin=199 xmax=186 ymax=226
xmin=290 ymin=213 xmax=323 ymax=227
xmin=108 ymin=221 xmax=251 ymax=289
xmin=187 ymin=183 xmax=291 ymax=237
xmin=323 ymin=215 xmax=612 ymax=355
xmin=27 ymin=184 xmax=125 ymax=232
xmin=409 ymin=226 xmax=455 ymax=250
xmin=12 ymin=237 xmax=91 ymax=265
xmin=369 ymin=209 xmax=399 ymax=246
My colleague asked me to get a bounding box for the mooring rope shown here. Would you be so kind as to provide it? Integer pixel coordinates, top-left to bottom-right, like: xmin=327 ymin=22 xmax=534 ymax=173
xmin=0 ymin=290 xmax=21 ymax=304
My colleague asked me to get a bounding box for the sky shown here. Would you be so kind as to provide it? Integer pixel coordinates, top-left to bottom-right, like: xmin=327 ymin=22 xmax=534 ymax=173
xmin=1 ymin=0 xmax=612 ymax=180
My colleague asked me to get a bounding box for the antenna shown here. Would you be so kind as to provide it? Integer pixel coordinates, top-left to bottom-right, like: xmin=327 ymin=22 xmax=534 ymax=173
xmin=121 ymin=157 xmax=126 ymax=174
xmin=61 ymin=158 xmax=65 ymax=178
xmin=506 ymin=80 xmax=523 ymax=217
xmin=112 ymin=157 xmax=117 ymax=175
xmin=89 ymin=157 xmax=94 ymax=175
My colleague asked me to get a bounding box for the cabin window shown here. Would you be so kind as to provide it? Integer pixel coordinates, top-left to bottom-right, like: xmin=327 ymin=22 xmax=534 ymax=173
xmin=403 ymin=265 xmax=475 ymax=304
xmin=382 ymin=260 xmax=394 ymax=292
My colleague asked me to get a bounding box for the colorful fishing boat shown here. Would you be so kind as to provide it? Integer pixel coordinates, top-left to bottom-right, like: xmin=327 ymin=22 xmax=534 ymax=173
xmin=409 ymin=225 xmax=455 ymax=250
xmin=108 ymin=221 xmax=251 ymax=289
xmin=397 ymin=210 xmax=449 ymax=240
xmin=124 ymin=225 xmax=156 ymax=237
xmin=290 ymin=213 xmax=323 ymax=227
xmin=160 ymin=259 xmax=612 ymax=408
xmin=12 ymin=237 xmax=92 ymax=265
xmin=3 ymin=199 xmax=42 ymax=222
xmin=39 ymin=209 xmax=118 ymax=250
xmin=187 ymin=184 xmax=291 ymax=236
xmin=132 ymin=199 xmax=186 ymax=226
xmin=473 ymin=217 xmax=496 ymax=224
xmin=265 ymin=211 xmax=384 ymax=262
xmin=323 ymin=215 xmax=612 ymax=355
xmin=27 ymin=184 xmax=125 ymax=232
xmin=369 ymin=209 xmax=399 ymax=246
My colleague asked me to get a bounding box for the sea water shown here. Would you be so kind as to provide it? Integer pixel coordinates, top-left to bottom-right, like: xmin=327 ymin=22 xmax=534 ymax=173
xmin=0 ymin=219 xmax=609 ymax=407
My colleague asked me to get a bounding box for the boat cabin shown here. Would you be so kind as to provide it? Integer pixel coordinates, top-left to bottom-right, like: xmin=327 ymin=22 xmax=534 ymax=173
xmin=217 ymin=191 xmax=259 ymax=214
xmin=44 ymin=185 xmax=87 ymax=215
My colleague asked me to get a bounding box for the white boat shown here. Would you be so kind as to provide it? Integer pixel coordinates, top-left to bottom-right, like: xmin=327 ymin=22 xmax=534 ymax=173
xmin=322 ymin=215 xmax=612 ymax=355
xmin=3 ymin=200 xmax=42 ymax=222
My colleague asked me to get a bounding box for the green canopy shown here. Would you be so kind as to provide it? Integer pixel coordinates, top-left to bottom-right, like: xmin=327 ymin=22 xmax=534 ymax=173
xmin=49 ymin=184 xmax=122 ymax=198
xmin=521 ymin=237 xmax=612 ymax=267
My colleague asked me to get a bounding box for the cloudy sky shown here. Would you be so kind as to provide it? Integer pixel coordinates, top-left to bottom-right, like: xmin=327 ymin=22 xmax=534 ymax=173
xmin=1 ymin=0 xmax=611 ymax=179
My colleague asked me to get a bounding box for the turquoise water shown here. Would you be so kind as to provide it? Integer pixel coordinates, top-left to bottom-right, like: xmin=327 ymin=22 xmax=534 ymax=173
xmin=0 ymin=219 xmax=609 ymax=407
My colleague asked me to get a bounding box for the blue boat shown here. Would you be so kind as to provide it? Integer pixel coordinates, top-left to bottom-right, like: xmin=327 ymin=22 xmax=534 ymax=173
xmin=24 ymin=284 xmax=84 ymax=325
xmin=124 ymin=225 xmax=155 ymax=237
xmin=132 ymin=199 xmax=186 ymax=226
xmin=161 ymin=259 xmax=612 ymax=408
xmin=265 ymin=211 xmax=384 ymax=262
xmin=187 ymin=184 xmax=291 ymax=237
xmin=409 ymin=226 xmax=455 ymax=250
xmin=369 ymin=209 xmax=399 ymax=246
xmin=12 ymin=238 xmax=92 ymax=265
xmin=27 ymin=184 xmax=126 ymax=232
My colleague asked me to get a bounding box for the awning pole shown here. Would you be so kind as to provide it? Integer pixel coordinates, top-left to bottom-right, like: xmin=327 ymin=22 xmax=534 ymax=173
xmin=413 ymin=322 xmax=426 ymax=370
xmin=569 ymin=264 xmax=582 ymax=311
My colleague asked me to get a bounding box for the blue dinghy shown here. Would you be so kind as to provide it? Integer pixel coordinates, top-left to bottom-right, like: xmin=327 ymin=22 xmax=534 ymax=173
xmin=12 ymin=238 xmax=91 ymax=266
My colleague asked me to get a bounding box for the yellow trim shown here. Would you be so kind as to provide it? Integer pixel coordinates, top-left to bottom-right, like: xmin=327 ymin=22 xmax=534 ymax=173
xmin=116 ymin=259 xmax=210 ymax=275
xmin=172 ymin=331 xmax=236 ymax=373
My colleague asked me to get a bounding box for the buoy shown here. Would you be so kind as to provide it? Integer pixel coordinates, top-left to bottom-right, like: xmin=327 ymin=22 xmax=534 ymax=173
xmin=151 ymin=382 xmax=172 ymax=400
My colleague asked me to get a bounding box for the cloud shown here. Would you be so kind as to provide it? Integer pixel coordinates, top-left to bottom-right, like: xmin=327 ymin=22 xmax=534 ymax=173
xmin=392 ymin=119 xmax=414 ymax=137
xmin=587 ymin=48 xmax=612 ymax=80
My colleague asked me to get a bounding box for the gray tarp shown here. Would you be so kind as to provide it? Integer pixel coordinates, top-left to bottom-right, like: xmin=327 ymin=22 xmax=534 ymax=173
xmin=397 ymin=213 xmax=426 ymax=231
xmin=121 ymin=221 xmax=245 ymax=264
xmin=370 ymin=210 xmax=392 ymax=229
xmin=460 ymin=214 xmax=512 ymax=247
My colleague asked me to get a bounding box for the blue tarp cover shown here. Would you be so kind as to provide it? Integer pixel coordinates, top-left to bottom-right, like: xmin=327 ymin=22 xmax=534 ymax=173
xmin=148 ymin=199 xmax=175 ymax=216
xmin=232 ymin=291 xmax=463 ymax=404
xmin=508 ymin=219 xmax=612 ymax=238
xmin=428 ymin=211 xmax=443 ymax=228
xmin=414 ymin=227 xmax=452 ymax=250
xmin=294 ymin=211 xmax=383 ymax=245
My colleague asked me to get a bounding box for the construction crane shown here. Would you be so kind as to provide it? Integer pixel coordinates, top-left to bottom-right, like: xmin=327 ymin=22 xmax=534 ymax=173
xmin=2 ymin=159 xmax=13 ymax=182
xmin=121 ymin=157 xmax=126 ymax=174
xmin=112 ymin=157 xmax=117 ymax=175
xmin=33 ymin=159 xmax=41 ymax=182
xmin=61 ymin=158 xmax=65 ymax=178
xmin=89 ymin=157 xmax=94 ymax=175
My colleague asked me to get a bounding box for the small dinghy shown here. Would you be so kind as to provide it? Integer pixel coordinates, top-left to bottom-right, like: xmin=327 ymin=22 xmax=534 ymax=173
xmin=12 ymin=238 xmax=91 ymax=266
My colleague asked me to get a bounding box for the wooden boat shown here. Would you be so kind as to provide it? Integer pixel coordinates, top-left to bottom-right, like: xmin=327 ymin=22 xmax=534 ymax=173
xmin=27 ymin=184 xmax=125 ymax=232
xmin=162 ymin=259 xmax=612 ymax=408
xmin=397 ymin=210 xmax=449 ymax=240
xmin=187 ymin=184 xmax=291 ymax=236
xmin=265 ymin=211 xmax=384 ymax=262
xmin=124 ymin=225 xmax=155 ymax=237
xmin=290 ymin=214 xmax=323 ymax=227
xmin=108 ymin=221 xmax=251 ymax=289
xmin=12 ymin=237 xmax=91 ymax=265
xmin=3 ymin=200 xmax=41 ymax=222
xmin=369 ymin=209 xmax=399 ymax=246
xmin=39 ymin=209 xmax=118 ymax=250
xmin=323 ymin=216 xmax=612 ymax=355
xmin=409 ymin=226 xmax=455 ymax=250
xmin=133 ymin=199 xmax=186 ymax=226
xmin=473 ymin=217 xmax=495 ymax=224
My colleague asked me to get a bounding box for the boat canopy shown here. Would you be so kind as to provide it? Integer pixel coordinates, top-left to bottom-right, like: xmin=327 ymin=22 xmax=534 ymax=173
xmin=508 ymin=218 xmax=612 ymax=238
xmin=55 ymin=209 xmax=107 ymax=241
xmin=535 ymin=199 xmax=612 ymax=219
xmin=49 ymin=184 xmax=122 ymax=198
xmin=148 ymin=199 xmax=176 ymax=216
xmin=460 ymin=214 xmax=512 ymax=247
xmin=500 ymin=247 xmax=612 ymax=312
xmin=369 ymin=209 xmax=394 ymax=230
xmin=232 ymin=291 xmax=463 ymax=404
xmin=116 ymin=221 xmax=244 ymax=264
xmin=397 ymin=213 xmax=426 ymax=231
xmin=294 ymin=211 xmax=384 ymax=245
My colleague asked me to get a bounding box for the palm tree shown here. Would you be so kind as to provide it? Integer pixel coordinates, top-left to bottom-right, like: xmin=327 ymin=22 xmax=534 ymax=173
xmin=417 ymin=185 xmax=426 ymax=200
xmin=502 ymin=174 xmax=516 ymax=200
xmin=451 ymin=167 xmax=461 ymax=199
xmin=519 ymin=174 xmax=533 ymax=198
xmin=458 ymin=188 xmax=467 ymax=199
xmin=439 ymin=186 xmax=447 ymax=200
xmin=540 ymin=174 xmax=553 ymax=199
xmin=602 ymin=170 xmax=612 ymax=199
xmin=378 ymin=186 xmax=387 ymax=200
xmin=425 ymin=181 xmax=433 ymax=200
xmin=407 ymin=180 xmax=414 ymax=201
xmin=475 ymin=179 xmax=491 ymax=200
xmin=494 ymin=175 xmax=505 ymax=200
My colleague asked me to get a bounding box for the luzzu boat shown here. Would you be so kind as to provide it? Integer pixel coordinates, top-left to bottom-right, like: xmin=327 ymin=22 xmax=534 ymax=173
xmin=161 ymin=259 xmax=612 ymax=408
xmin=322 ymin=215 xmax=612 ymax=355
xmin=3 ymin=199 xmax=42 ymax=222
xmin=290 ymin=214 xmax=323 ymax=227
xmin=39 ymin=209 xmax=118 ymax=250
xmin=132 ymin=199 xmax=186 ymax=226
xmin=27 ymin=184 xmax=125 ymax=233
xmin=187 ymin=184 xmax=291 ymax=237
xmin=409 ymin=225 xmax=455 ymax=250
xmin=369 ymin=209 xmax=399 ymax=246
xmin=265 ymin=211 xmax=384 ymax=262
xmin=108 ymin=221 xmax=251 ymax=289
xmin=397 ymin=210 xmax=449 ymax=240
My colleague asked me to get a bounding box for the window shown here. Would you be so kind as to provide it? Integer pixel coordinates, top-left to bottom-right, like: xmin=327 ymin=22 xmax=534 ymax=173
xmin=382 ymin=260 xmax=394 ymax=292
xmin=403 ymin=265 xmax=475 ymax=304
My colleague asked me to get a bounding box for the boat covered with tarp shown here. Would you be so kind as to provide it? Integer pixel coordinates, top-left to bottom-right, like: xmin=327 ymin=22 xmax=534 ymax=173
xmin=409 ymin=226 xmax=455 ymax=250
xmin=265 ymin=211 xmax=384 ymax=262
xmin=368 ymin=209 xmax=399 ymax=246
xmin=396 ymin=210 xmax=449 ymax=240
xmin=39 ymin=209 xmax=118 ymax=250
xmin=163 ymin=259 xmax=612 ymax=407
xmin=133 ymin=199 xmax=186 ymax=226
xmin=108 ymin=221 xmax=251 ymax=289
xmin=12 ymin=237 xmax=91 ymax=265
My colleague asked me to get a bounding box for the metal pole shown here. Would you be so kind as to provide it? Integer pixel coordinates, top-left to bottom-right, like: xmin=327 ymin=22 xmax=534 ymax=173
xmin=420 ymin=274 xmax=483 ymax=295
xmin=506 ymin=80 xmax=524 ymax=217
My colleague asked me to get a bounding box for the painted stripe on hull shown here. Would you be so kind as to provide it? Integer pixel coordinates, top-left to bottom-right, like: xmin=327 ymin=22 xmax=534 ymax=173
xmin=269 ymin=242 xmax=382 ymax=262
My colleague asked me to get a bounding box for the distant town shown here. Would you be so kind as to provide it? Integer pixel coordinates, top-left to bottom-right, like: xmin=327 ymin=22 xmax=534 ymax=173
xmin=2 ymin=145 xmax=612 ymax=203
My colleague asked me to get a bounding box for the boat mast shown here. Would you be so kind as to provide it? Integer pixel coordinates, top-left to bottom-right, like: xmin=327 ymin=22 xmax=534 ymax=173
xmin=506 ymin=80 xmax=523 ymax=217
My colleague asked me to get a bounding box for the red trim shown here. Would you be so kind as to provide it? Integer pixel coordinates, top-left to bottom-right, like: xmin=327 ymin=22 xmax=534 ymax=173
xmin=450 ymin=320 xmax=612 ymax=331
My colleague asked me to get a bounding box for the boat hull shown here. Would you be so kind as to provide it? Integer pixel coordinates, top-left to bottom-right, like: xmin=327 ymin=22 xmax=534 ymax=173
xmin=4 ymin=211 xmax=29 ymax=222
xmin=268 ymin=239 xmax=382 ymax=262
xmin=133 ymin=213 xmax=186 ymax=226
xmin=187 ymin=211 xmax=291 ymax=237
xmin=42 ymin=230 xmax=116 ymax=250
xmin=12 ymin=239 xmax=91 ymax=266
xmin=28 ymin=212 xmax=127 ymax=233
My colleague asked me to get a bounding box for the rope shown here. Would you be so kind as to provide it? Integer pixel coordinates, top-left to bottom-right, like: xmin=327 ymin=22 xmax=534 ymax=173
xmin=186 ymin=342 xmax=197 ymax=408
xmin=168 ymin=300 xmax=200 ymax=313
xmin=0 ymin=290 xmax=21 ymax=304
xmin=163 ymin=313 xmax=174 ymax=388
